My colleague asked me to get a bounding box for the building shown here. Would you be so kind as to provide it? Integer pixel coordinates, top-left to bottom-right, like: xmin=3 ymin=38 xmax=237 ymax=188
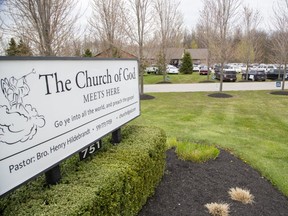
xmin=143 ymin=48 xmax=208 ymax=67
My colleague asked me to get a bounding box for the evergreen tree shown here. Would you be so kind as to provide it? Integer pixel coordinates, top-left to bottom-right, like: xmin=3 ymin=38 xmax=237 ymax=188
xmin=6 ymin=38 xmax=32 ymax=56
xmin=179 ymin=51 xmax=193 ymax=74
xmin=83 ymin=49 xmax=93 ymax=57
xmin=17 ymin=39 xmax=32 ymax=56
xmin=6 ymin=38 xmax=18 ymax=56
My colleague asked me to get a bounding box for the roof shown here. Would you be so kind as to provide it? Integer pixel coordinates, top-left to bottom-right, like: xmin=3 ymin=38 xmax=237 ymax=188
xmin=186 ymin=49 xmax=208 ymax=60
xmin=95 ymin=47 xmax=137 ymax=59
xmin=142 ymin=48 xmax=208 ymax=60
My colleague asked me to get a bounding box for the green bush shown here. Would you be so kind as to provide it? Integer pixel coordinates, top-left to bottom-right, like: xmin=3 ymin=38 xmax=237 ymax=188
xmin=0 ymin=125 xmax=166 ymax=216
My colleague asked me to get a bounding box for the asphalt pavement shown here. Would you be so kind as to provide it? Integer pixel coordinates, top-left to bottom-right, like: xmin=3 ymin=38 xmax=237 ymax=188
xmin=144 ymin=81 xmax=288 ymax=93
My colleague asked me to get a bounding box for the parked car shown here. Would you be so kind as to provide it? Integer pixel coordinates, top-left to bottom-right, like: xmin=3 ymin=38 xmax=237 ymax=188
xmin=266 ymin=69 xmax=288 ymax=80
xmin=242 ymin=70 xmax=266 ymax=81
xmin=193 ymin=64 xmax=200 ymax=72
xmin=145 ymin=65 xmax=159 ymax=74
xmin=166 ymin=64 xmax=179 ymax=74
xmin=215 ymin=69 xmax=237 ymax=82
xmin=256 ymin=64 xmax=277 ymax=73
xmin=199 ymin=65 xmax=209 ymax=75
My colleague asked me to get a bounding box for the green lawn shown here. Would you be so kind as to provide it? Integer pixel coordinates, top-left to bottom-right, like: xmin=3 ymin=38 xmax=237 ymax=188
xmin=144 ymin=73 xmax=251 ymax=84
xmin=131 ymin=91 xmax=288 ymax=196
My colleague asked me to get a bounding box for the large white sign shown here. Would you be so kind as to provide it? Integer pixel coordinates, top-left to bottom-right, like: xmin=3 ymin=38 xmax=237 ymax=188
xmin=0 ymin=57 xmax=140 ymax=196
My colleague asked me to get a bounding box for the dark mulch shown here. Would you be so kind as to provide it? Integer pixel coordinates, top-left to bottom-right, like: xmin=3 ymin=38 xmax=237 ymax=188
xmin=208 ymin=93 xmax=233 ymax=98
xmin=270 ymin=91 xmax=288 ymax=96
xmin=139 ymin=149 xmax=288 ymax=216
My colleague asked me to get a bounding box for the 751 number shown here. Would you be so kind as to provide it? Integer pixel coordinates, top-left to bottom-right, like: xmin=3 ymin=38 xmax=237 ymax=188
xmin=79 ymin=140 xmax=102 ymax=161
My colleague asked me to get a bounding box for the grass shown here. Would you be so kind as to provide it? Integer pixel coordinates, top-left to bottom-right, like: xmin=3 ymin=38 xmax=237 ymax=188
xmin=205 ymin=202 xmax=230 ymax=216
xmin=131 ymin=91 xmax=288 ymax=196
xmin=167 ymin=138 xmax=220 ymax=163
xmin=144 ymin=73 xmax=246 ymax=84
xmin=228 ymin=187 xmax=254 ymax=204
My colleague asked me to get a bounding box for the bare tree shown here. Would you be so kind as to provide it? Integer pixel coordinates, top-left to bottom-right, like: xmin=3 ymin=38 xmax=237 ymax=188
xmin=4 ymin=0 xmax=80 ymax=56
xmin=197 ymin=0 xmax=216 ymax=80
xmin=123 ymin=0 xmax=154 ymax=94
xmin=271 ymin=0 xmax=288 ymax=90
xmin=89 ymin=0 xmax=126 ymax=55
xmin=252 ymin=30 xmax=270 ymax=63
xmin=153 ymin=0 xmax=183 ymax=81
xmin=201 ymin=0 xmax=241 ymax=92
xmin=0 ymin=0 xmax=6 ymax=54
xmin=241 ymin=6 xmax=261 ymax=80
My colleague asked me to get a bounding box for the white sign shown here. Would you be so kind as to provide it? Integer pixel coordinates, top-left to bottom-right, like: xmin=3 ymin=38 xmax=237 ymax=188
xmin=0 ymin=57 xmax=140 ymax=196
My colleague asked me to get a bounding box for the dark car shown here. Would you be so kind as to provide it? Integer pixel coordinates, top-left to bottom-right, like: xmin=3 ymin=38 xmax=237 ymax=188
xmin=215 ymin=70 xmax=237 ymax=82
xmin=266 ymin=69 xmax=288 ymax=80
xmin=242 ymin=70 xmax=266 ymax=81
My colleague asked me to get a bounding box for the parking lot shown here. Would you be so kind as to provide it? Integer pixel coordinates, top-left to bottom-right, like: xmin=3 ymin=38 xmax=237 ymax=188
xmin=144 ymin=81 xmax=288 ymax=93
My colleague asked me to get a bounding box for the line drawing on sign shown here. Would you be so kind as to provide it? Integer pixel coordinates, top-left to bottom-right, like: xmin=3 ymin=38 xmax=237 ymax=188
xmin=0 ymin=69 xmax=46 ymax=145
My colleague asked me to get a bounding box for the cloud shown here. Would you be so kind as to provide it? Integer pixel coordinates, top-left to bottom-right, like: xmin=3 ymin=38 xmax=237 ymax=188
xmin=0 ymin=104 xmax=45 ymax=145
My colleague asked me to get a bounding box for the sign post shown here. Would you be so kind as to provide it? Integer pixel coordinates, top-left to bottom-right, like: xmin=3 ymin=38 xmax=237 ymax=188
xmin=112 ymin=128 xmax=122 ymax=144
xmin=45 ymin=165 xmax=61 ymax=185
xmin=0 ymin=57 xmax=140 ymax=196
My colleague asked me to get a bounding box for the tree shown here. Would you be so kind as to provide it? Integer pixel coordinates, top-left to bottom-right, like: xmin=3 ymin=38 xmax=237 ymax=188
xmin=6 ymin=38 xmax=32 ymax=56
xmin=123 ymin=0 xmax=154 ymax=95
xmin=17 ymin=39 xmax=32 ymax=56
xmin=5 ymin=38 xmax=18 ymax=56
xmin=241 ymin=6 xmax=261 ymax=80
xmin=83 ymin=49 xmax=93 ymax=57
xmin=271 ymin=0 xmax=288 ymax=90
xmin=179 ymin=51 xmax=193 ymax=74
xmin=0 ymin=3 xmax=4 ymax=55
xmin=89 ymin=0 xmax=125 ymax=53
xmin=153 ymin=0 xmax=183 ymax=82
xmin=4 ymin=0 xmax=80 ymax=56
xmin=200 ymin=0 xmax=241 ymax=92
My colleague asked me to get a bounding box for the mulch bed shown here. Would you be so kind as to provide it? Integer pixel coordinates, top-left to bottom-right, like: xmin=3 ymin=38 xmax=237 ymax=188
xmin=270 ymin=91 xmax=288 ymax=96
xmin=208 ymin=93 xmax=233 ymax=98
xmin=138 ymin=149 xmax=288 ymax=216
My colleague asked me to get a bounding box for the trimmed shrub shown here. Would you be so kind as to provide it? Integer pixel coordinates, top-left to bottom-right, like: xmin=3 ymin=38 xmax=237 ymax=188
xmin=0 ymin=125 xmax=166 ymax=216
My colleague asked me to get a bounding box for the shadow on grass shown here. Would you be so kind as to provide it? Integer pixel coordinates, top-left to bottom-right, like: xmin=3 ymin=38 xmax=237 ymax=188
xmin=199 ymin=80 xmax=216 ymax=83
xmin=140 ymin=94 xmax=155 ymax=100
xmin=156 ymin=81 xmax=172 ymax=84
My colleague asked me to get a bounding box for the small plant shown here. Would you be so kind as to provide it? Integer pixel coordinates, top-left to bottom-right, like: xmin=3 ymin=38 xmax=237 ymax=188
xmin=205 ymin=202 xmax=230 ymax=216
xmin=228 ymin=187 xmax=254 ymax=204
xmin=175 ymin=140 xmax=219 ymax=163
xmin=166 ymin=137 xmax=178 ymax=149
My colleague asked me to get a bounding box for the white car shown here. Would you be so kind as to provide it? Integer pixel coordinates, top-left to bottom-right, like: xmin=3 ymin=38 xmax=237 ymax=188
xmin=166 ymin=64 xmax=179 ymax=74
xmin=145 ymin=65 xmax=159 ymax=74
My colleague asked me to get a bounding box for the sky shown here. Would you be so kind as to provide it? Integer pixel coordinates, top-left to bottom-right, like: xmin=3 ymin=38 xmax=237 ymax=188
xmin=179 ymin=0 xmax=276 ymax=30
xmin=80 ymin=0 xmax=276 ymax=31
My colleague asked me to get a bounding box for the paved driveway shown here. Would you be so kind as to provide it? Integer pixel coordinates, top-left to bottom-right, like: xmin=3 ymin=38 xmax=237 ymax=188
xmin=144 ymin=82 xmax=288 ymax=93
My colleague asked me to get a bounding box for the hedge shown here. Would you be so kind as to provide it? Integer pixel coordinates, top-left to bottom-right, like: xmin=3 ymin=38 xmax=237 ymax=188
xmin=0 ymin=125 xmax=166 ymax=216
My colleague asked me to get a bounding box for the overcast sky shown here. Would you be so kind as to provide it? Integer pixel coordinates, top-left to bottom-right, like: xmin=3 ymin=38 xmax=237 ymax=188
xmin=180 ymin=0 xmax=276 ymax=30
xmin=80 ymin=0 xmax=277 ymax=31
